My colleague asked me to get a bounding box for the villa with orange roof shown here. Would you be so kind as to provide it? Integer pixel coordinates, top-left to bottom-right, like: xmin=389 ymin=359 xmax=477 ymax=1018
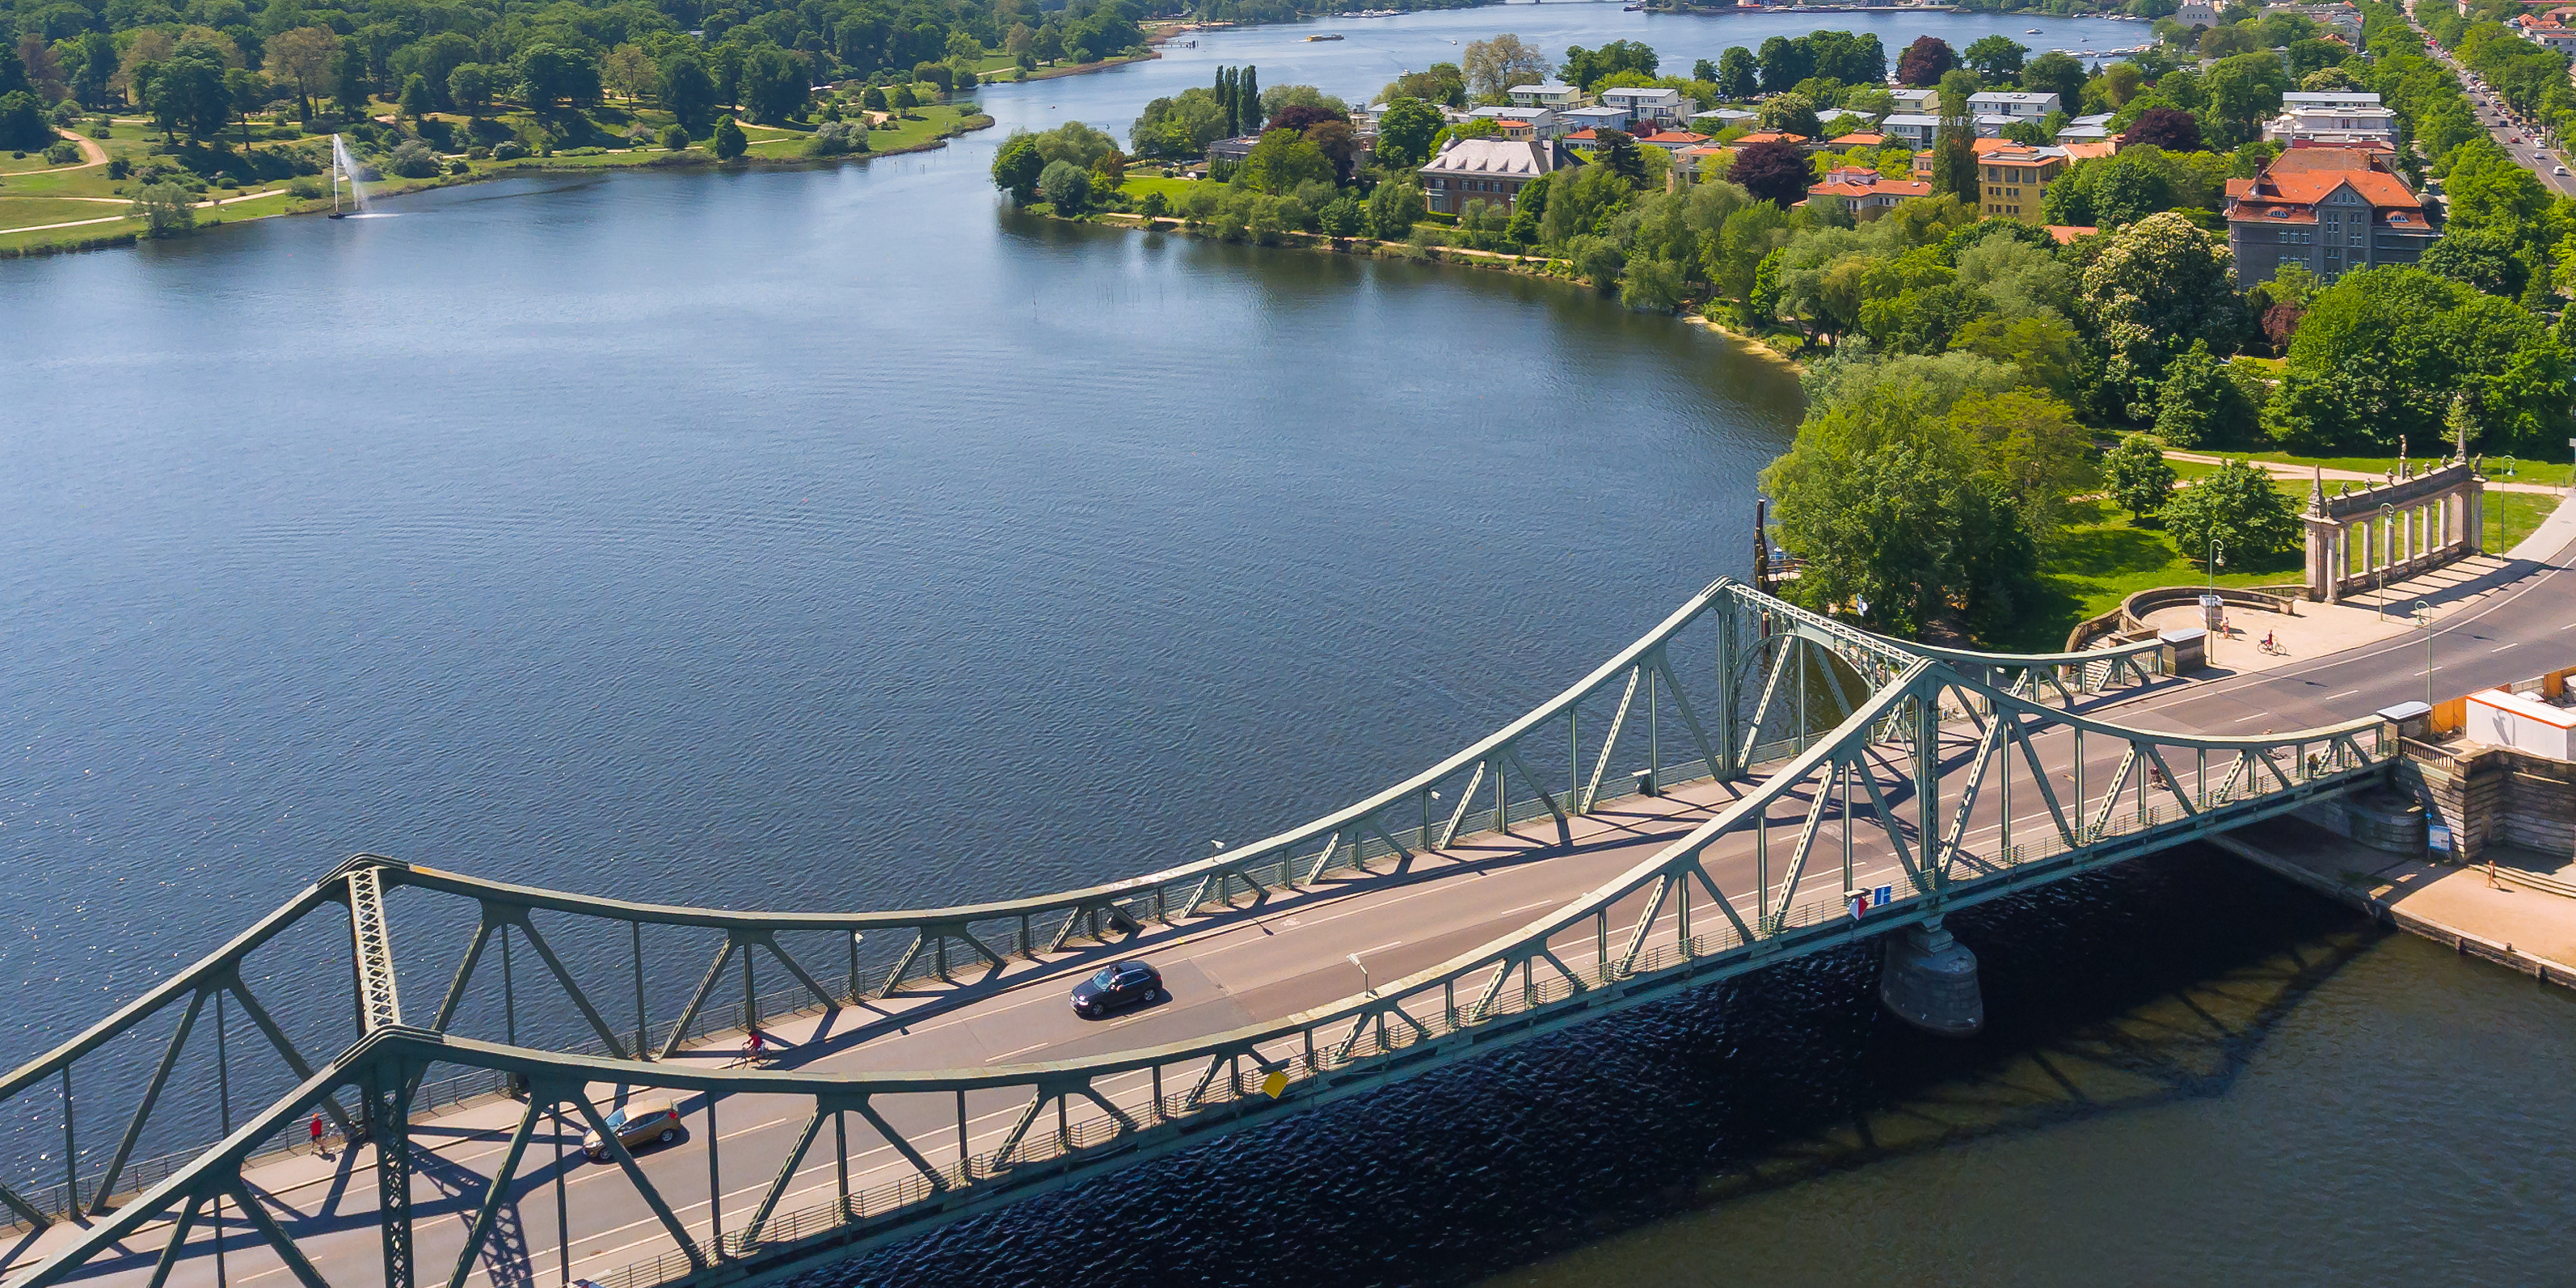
xmin=1806 ymin=167 xmax=1933 ymax=213
xmin=2224 ymin=145 xmax=2438 ymax=284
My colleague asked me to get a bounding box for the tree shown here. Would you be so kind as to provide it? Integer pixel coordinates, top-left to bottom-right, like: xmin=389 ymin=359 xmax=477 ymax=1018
xmin=2077 ymin=212 xmax=2244 ymax=419
xmin=1560 ymin=40 xmax=1657 ymax=92
xmin=1756 ymin=92 xmax=1821 ymax=139
xmin=147 ymin=51 xmax=230 ymax=141
xmin=1130 ymin=88 xmax=1229 ymax=159
xmin=2104 ymin=433 xmax=2178 ymax=519
xmin=2152 ymin=341 xmax=2258 ymax=448
xmin=128 ymin=180 xmax=194 ymax=237
xmin=0 ymin=90 xmax=47 ymax=150
xmin=660 ymin=54 xmax=716 ymax=133
xmin=1756 ymin=36 xmax=1815 ymax=95
xmin=263 ymin=25 xmax=337 ymax=122
xmin=1593 ymin=129 xmax=1645 ymax=185
xmin=2200 ymin=51 xmax=2289 ymax=147
xmin=1237 ymin=65 xmax=1259 ymax=135
xmin=1731 ymin=139 xmax=1810 ymax=208
xmin=713 ymin=114 xmax=746 ymax=159
xmin=2161 ymin=457 xmax=2298 ymax=566
xmin=1461 ymin=34 xmax=1548 ymax=100
xmin=660 ymin=124 xmax=689 ymax=150
xmin=1373 ymin=98 xmax=1443 ymax=168
xmin=396 ymin=73 xmax=432 ymax=122
xmin=1895 ymin=36 xmax=1954 ymax=88
xmin=1715 ymin=47 xmax=1758 ymax=100
xmin=1366 ymin=179 xmax=1424 ymax=239
xmin=740 ymin=47 xmax=807 ymax=124
xmin=890 ymin=84 xmax=917 ymax=112
xmin=992 ymin=133 xmax=1044 ymax=202
xmin=1962 ymin=35 xmax=2026 ymax=83
xmin=446 ymin=64 xmax=493 ymax=119
xmin=1237 ymin=128 xmax=1331 ymax=194
xmin=2022 ymin=51 xmax=2086 ymax=108
xmin=2266 ymin=267 xmax=2572 ymax=455
xmin=2121 ymin=106 xmax=2202 ymax=152
xmin=516 ymin=44 xmax=594 ymax=117
xmin=601 ymin=45 xmax=659 ymax=104
xmin=2420 ymin=222 xmax=2527 ymax=299
xmin=1039 ymin=159 xmax=1092 ymax=213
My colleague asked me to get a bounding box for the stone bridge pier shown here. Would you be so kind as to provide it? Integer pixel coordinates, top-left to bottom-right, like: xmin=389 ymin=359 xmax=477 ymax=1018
xmin=1879 ymin=916 xmax=1984 ymax=1036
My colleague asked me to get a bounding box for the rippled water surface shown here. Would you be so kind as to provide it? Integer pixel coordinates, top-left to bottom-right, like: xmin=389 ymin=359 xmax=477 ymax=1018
xmin=6 ymin=3 xmax=2570 ymax=1282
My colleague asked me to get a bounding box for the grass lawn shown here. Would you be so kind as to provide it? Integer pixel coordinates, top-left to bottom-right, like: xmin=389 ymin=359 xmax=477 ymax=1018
xmin=2003 ymin=497 xmax=2307 ymax=653
xmin=2220 ymin=448 xmax=2573 ymax=488
xmin=1119 ymin=174 xmax=1197 ymax=204
xmin=2486 ymin=488 xmax=2563 ymax=553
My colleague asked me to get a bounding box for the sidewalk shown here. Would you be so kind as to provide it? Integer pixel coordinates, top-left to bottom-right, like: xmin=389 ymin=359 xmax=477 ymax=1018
xmin=2214 ymin=815 xmax=2576 ymax=987
xmin=2165 ymin=449 xmax=2567 ymax=496
xmin=2132 ymin=490 xmax=2576 ymax=677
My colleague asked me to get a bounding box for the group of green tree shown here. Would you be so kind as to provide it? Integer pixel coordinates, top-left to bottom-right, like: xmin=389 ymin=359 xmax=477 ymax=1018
xmin=0 ymin=0 xmax=1146 ymax=157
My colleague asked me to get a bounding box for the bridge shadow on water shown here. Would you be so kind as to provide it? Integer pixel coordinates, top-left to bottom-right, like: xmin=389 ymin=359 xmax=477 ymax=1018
xmin=795 ymin=844 xmax=2376 ymax=1288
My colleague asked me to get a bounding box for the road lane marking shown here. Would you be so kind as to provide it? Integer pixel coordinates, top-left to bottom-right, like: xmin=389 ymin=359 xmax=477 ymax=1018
xmin=2325 ymin=689 xmax=2360 ymax=700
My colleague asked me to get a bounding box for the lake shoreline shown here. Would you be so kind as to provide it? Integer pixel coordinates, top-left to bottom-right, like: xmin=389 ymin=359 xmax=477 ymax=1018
xmin=0 ymin=112 xmax=998 ymax=261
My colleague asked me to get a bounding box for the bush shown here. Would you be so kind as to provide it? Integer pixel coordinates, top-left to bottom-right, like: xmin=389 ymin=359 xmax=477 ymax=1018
xmin=288 ymin=175 xmax=326 ymax=200
xmin=714 ymin=116 xmax=748 ymax=159
xmin=661 ymin=124 xmax=689 ymax=150
xmin=106 ymin=157 xmax=132 ymax=179
xmin=1140 ymin=189 xmax=1169 ymax=218
xmin=386 ymin=140 xmax=442 ymax=178
xmin=44 ymin=141 xmax=78 ymax=164
xmin=492 ymin=140 xmax=528 ymax=160
xmin=805 ymin=120 xmax=871 ymax=157
xmin=448 ymin=159 xmax=469 ymax=174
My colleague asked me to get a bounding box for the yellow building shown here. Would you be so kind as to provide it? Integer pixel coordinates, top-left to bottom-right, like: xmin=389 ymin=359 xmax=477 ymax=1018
xmin=1979 ymin=145 xmax=2066 ymax=221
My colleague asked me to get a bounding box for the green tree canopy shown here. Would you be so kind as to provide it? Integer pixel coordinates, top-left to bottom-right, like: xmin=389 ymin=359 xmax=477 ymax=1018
xmin=2159 ymin=457 xmax=2299 ymax=567
xmin=2103 ymin=432 xmax=2178 ymax=519
xmin=2265 ymin=266 xmax=2572 ymax=455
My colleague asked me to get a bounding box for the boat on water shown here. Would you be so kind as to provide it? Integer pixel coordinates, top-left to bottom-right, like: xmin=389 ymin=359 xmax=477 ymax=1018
xmin=2026 ymin=27 xmax=2041 ymax=33
xmin=1305 ymin=32 xmax=1343 ymax=40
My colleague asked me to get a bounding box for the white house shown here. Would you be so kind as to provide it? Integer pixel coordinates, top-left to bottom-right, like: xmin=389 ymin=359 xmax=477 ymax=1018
xmin=2283 ymin=90 xmax=2383 ymax=110
xmin=1889 ymin=87 xmax=1938 ymax=114
xmin=1508 ymin=82 xmax=1583 ymax=110
xmin=1558 ymin=104 xmax=1632 ymax=135
xmin=1690 ymin=107 xmax=1760 ymax=133
xmin=1967 ymin=90 xmax=2060 ymax=120
xmin=1881 ymin=113 xmax=1941 ymax=147
xmin=1469 ymin=104 xmax=1560 ymax=139
xmin=2262 ymin=101 xmax=2398 ymax=145
xmin=1599 ymin=86 xmax=1697 ymax=130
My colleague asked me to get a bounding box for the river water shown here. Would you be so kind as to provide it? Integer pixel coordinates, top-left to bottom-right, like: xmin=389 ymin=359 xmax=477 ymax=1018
xmin=5 ymin=3 xmax=2570 ymax=1282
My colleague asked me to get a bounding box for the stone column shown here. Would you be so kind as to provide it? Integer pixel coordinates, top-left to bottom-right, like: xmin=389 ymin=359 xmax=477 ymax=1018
xmin=2467 ymin=481 xmax=2485 ymax=554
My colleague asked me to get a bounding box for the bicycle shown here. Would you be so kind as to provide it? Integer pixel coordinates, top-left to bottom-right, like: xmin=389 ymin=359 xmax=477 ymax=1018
xmin=2258 ymin=633 xmax=2287 ymax=657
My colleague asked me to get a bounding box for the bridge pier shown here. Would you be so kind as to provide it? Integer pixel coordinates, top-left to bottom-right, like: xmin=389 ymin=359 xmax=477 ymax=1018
xmin=1878 ymin=917 xmax=1983 ymax=1037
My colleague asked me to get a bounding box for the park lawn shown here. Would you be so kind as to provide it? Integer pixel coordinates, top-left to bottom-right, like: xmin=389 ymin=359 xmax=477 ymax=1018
xmin=2486 ymin=487 xmax=2562 ymax=553
xmin=0 ymin=196 xmax=126 ymax=229
xmin=0 ymin=213 xmax=137 ymax=251
xmin=1998 ymin=497 xmax=2308 ymax=653
xmin=1119 ymin=174 xmax=1196 ymax=204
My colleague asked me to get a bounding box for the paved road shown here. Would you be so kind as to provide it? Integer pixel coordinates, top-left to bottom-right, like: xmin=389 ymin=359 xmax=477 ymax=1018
xmin=2403 ymin=1 xmax=2576 ymax=196
xmin=15 ymin=511 xmax=2573 ymax=1288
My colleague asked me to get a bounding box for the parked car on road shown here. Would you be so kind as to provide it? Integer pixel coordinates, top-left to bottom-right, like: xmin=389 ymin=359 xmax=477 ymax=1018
xmin=1071 ymin=960 xmax=1166 ymax=1018
xmin=583 ymin=1098 xmax=681 ymax=1161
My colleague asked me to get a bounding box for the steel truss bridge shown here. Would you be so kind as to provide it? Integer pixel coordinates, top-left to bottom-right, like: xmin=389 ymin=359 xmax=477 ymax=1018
xmin=0 ymin=579 xmax=2397 ymax=1288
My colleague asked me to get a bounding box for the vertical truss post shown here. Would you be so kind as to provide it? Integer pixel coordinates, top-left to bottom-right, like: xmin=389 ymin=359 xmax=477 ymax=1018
xmin=633 ymin=922 xmax=648 ymax=1061
xmin=956 ymin=1090 xmax=969 ymax=1176
xmin=501 ymin=924 xmax=516 ymax=1046
xmin=834 ymin=1108 xmax=852 ymax=1218
xmin=551 ymin=1103 xmax=570 ymax=1286
xmin=1714 ymin=593 xmax=1739 ymax=777
xmin=1916 ymin=684 xmax=1939 ymax=894
xmin=1647 ymin=665 xmax=1661 ymax=790
xmin=370 ymin=1055 xmax=419 ymax=1288
xmin=706 ymin=1092 xmax=724 ymax=1257
xmin=60 ymin=1066 xmax=75 ymax=1214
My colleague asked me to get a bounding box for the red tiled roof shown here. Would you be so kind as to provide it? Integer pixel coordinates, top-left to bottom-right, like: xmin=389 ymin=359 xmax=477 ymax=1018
xmin=1829 ymin=132 xmax=1887 ymax=148
xmin=1735 ymin=131 xmax=1811 ymax=145
xmin=1640 ymin=130 xmax=1710 ymax=145
xmin=2045 ymin=225 xmax=2097 ymax=244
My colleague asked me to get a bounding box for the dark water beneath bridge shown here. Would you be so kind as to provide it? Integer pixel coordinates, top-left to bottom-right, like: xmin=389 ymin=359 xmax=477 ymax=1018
xmin=4 ymin=2 xmax=2574 ymax=1282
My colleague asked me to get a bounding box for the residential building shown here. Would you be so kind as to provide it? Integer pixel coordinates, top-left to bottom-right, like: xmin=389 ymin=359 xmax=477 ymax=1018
xmin=1828 ymin=131 xmax=1887 ymax=153
xmin=1636 ymin=129 xmax=1712 ymax=152
xmin=1973 ymin=114 xmax=2018 ymax=137
xmin=1731 ymin=130 xmax=1812 ymax=148
xmin=1912 ymin=135 xmax=2028 ymax=179
xmin=2059 ymin=139 xmax=2119 ymax=162
xmin=1690 ymin=107 xmax=1760 ymax=133
xmin=1207 ymin=135 xmax=1260 ymax=164
xmin=1600 ymin=86 xmax=1697 ymax=130
xmin=1469 ymin=104 xmax=1559 ymax=139
xmin=1558 ymin=104 xmax=1633 ymax=135
xmin=2262 ymin=99 xmax=2399 ymax=146
xmin=1889 ymin=87 xmax=1938 ymax=114
xmin=1806 ymin=166 xmax=1933 ymax=213
xmin=1881 ymin=113 xmax=1941 ymax=147
xmin=1508 ymin=82 xmax=1583 ymax=110
xmin=1968 ymin=90 xmax=2061 ymax=120
xmin=1668 ymin=143 xmax=1731 ymax=189
xmin=2282 ymin=90 xmax=2383 ymax=111
xmin=1418 ymin=137 xmax=1564 ymax=214
xmin=2057 ymin=111 xmax=2114 ymax=143
xmin=2176 ymin=0 xmax=2220 ymax=24
xmin=2224 ymin=144 xmax=2439 ymax=284
xmin=1977 ymin=144 xmax=2067 ymax=220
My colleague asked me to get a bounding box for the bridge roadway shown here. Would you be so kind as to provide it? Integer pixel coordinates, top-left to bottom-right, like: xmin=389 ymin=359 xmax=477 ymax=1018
xmin=15 ymin=520 xmax=2574 ymax=1288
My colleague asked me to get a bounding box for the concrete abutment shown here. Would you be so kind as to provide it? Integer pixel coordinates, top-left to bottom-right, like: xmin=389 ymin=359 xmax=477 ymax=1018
xmin=1878 ymin=916 xmax=1984 ymax=1037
